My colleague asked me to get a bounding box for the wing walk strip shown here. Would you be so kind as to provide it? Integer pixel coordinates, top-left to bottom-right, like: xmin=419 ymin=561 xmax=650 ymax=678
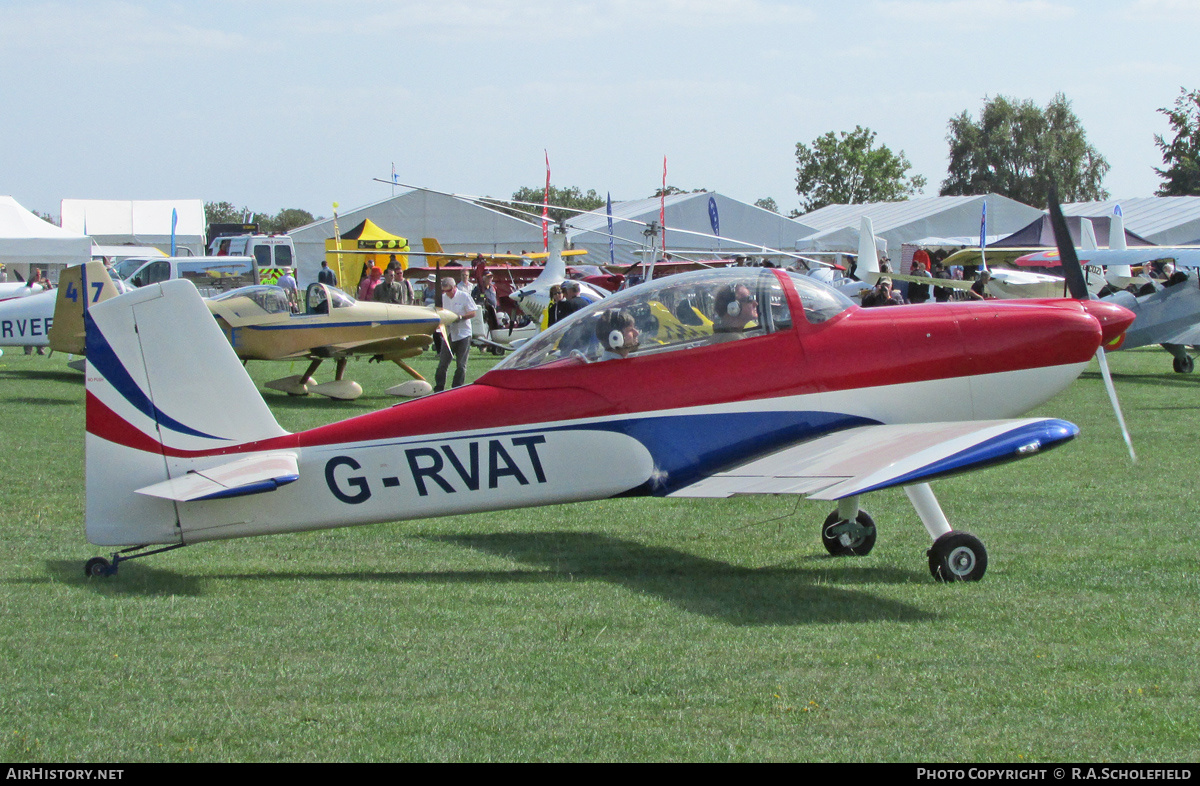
xmin=669 ymin=419 xmax=1077 ymax=501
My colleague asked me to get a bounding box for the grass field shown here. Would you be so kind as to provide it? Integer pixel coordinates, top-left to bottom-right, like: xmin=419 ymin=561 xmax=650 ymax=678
xmin=0 ymin=345 xmax=1197 ymax=762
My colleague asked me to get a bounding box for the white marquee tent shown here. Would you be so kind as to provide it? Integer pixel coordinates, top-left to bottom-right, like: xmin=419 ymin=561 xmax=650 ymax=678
xmin=1063 ymin=197 xmax=1200 ymax=246
xmin=567 ymin=192 xmax=818 ymax=266
xmin=60 ymin=199 xmax=206 ymax=257
xmin=795 ymin=195 xmax=1044 ymax=258
xmin=0 ymin=196 xmax=91 ymax=281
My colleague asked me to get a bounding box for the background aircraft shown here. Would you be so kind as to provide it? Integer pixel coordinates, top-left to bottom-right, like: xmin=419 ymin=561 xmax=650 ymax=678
xmin=205 ymin=281 xmax=454 ymax=399
xmin=42 ymin=262 xmax=456 ymax=398
xmin=1051 ymin=246 xmax=1200 ymax=372
xmin=0 ymin=281 xmax=46 ymax=301
xmin=78 ymin=194 xmax=1135 ymax=583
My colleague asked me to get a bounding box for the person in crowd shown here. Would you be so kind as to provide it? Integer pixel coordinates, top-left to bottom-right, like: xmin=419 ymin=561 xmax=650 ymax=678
xmin=372 ymin=268 xmax=406 ymax=304
xmin=931 ymin=261 xmax=953 ymax=302
xmin=358 ymin=266 xmax=382 ymax=301
xmin=546 ymin=284 xmax=567 ymax=326
xmin=434 ymin=276 xmax=477 ymax=391
xmin=861 ymin=277 xmax=904 ymax=307
xmin=968 ymin=270 xmax=992 ymax=300
xmin=318 ymin=260 xmax=337 ymax=287
xmin=907 ymin=250 xmax=932 ymax=304
xmin=558 ymin=281 xmax=591 ymax=317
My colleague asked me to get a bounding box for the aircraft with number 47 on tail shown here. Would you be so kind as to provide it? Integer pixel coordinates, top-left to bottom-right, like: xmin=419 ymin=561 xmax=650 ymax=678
xmin=80 ymin=197 xmax=1135 ymax=582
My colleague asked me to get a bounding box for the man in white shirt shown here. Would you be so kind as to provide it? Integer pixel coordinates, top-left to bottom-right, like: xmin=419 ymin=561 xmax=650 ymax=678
xmin=434 ymin=276 xmax=477 ymax=391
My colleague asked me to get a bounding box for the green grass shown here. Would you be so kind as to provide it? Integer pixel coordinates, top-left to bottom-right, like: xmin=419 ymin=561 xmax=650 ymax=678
xmin=0 ymin=346 xmax=1197 ymax=762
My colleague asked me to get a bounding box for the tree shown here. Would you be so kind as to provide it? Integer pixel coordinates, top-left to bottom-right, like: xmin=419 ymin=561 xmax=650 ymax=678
xmin=502 ymin=185 xmax=606 ymax=225
xmin=794 ymin=126 xmax=926 ymax=213
xmin=205 ymin=202 xmax=320 ymax=234
xmin=204 ymin=201 xmax=249 ymax=227
xmin=754 ymin=197 xmax=779 ymax=213
xmin=262 ymin=208 xmax=318 ymax=234
xmin=650 ymin=185 xmax=707 ymax=198
xmin=1153 ymin=87 xmax=1200 ymax=196
xmin=940 ymin=93 xmax=1109 ymax=205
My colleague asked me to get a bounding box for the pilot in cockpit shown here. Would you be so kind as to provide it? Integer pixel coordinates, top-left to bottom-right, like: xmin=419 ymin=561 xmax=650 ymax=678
xmin=713 ymin=283 xmax=759 ymax=333
xmin=595 ymin=309 xmax=640 ymax=360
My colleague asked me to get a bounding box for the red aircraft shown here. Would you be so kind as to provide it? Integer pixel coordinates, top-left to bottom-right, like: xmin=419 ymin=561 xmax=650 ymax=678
xmin=79 ymin=199 xmax=1135 ymax=582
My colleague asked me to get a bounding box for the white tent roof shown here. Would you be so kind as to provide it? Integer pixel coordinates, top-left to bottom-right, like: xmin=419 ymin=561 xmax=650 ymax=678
xmin=288 ymin=190 xmax=544 ymax=282
xmin=794 ymin=225 xmax=888 ymax=255
xmin=795 ymin=195 xmax=1043 ymax=256
xmin=567 ymin=192 xmax=817 ymax=265
xmin=1063 ymin=197 xmax=1200 ymax=246
xmin=60 ymin=199 xmax=205 ymax=256
xmin=0 ymin=195 xmax=92 ymax=270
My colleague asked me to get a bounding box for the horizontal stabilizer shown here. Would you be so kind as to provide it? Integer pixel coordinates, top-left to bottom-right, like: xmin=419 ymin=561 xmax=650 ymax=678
xmin=135 ymin=452 xmax=299 ymax=502
xmin=670 ymin=419 xmax=1077 ymax=501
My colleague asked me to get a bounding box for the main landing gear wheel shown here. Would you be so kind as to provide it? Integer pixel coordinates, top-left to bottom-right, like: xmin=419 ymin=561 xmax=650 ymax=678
xmin=821 ymin=510 xmax=877 ymax=556
xmin=927 ymin=532 xmax=988 ymax=582
xmin=84 ymin=557 xmax=112 ymax=578
xmin=1173 ymin=355 xmax=1194 ymax=374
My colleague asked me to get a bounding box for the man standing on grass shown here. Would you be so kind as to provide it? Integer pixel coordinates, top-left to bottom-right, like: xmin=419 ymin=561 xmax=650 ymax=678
xmin=434 ymin=276 xmax=476 ymax=392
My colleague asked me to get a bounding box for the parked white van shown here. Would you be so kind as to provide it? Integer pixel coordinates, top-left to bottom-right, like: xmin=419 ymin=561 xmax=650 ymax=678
xmin=116 ymin=256 xmax=259 ymax=296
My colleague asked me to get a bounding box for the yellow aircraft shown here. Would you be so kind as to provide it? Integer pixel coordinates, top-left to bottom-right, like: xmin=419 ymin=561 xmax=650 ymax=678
xmin=416 ymin=237 xmax=589 ymax=267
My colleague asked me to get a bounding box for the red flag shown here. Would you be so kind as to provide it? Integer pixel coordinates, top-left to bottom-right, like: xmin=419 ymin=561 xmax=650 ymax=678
xmin=542 ymin=150 xmax=551 ymax=252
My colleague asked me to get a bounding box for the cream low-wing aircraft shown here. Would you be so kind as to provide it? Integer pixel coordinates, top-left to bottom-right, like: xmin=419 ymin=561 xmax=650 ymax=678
xmin=49 ymin=262 xmax=456 ymax=399
xmin=207 ymin=282 xmax=455 ymax=399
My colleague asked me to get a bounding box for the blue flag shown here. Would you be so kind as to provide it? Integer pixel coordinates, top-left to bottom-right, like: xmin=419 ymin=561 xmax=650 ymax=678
xmin=979 ymin=201 xmax=987 ymax=249
xmin=171 ymin=208 xmax=178 ymax=257
xmin=708 ymin=196 xmax=720 ymax=237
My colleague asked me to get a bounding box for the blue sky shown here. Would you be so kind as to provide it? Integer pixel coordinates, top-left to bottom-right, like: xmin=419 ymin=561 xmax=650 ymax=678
xmin=2 ymin=0 xmax=1196 ymax=220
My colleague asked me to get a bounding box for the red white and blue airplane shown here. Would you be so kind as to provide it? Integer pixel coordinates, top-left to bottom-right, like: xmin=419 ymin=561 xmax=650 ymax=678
xmin=79 ymin=201 xmax=1135 ymax=583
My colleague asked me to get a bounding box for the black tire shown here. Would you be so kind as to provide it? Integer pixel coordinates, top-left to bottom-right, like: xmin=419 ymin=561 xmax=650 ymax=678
xmin=84 ymin=557 xmax=111 ymax=578
xmin=1173 ymin=355 xmax=1194 ymax=373
xmin=821 ymin=509 xmax=877 ymax=556
xmin=927 ymin=532 xmax=987 ymax=582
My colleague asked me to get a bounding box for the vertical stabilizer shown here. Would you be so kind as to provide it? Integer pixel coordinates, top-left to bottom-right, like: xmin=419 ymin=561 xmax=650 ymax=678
xmin=513 ymin=229 xmax=569 ymax=320
xmin=1107 ymin=206 xmax=1132 ymax=280
xmin=49 ymin=261 xmax=121 ymax=355
xmin=85 ymin=279 xmax=289 ymax=546
xmin=421 ymin=238 xmax=450 ymax=267
xmin=857 ymin=217 xmax=880 ymax=275
xmin=1080 ymin=218 xmax=1098 ymax=251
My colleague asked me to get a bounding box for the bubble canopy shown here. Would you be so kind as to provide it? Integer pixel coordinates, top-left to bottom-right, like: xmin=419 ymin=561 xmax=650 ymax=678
xmin=497 ymin=268 xmax=854 ymax=372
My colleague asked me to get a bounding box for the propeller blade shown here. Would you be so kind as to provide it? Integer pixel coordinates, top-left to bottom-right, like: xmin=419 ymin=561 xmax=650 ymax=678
xmin=1047 ymin=185 xmax=1089 ymax=300
xmin=1093 ymin=347 xmax=1137 ymax=463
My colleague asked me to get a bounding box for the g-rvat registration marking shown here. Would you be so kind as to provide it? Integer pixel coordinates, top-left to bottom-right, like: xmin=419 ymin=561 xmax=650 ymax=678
xmin=325 ymin=435 xmax=549 ymax=503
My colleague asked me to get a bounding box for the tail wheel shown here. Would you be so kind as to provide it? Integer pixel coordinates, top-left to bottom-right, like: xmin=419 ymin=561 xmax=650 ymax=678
xmin=927 ymin=532 xmax=988 ymax=582
xmin=84 ymin=557 xmax=112 ymax=578
xmin=821 ymin=510 xmax=877 ymax=556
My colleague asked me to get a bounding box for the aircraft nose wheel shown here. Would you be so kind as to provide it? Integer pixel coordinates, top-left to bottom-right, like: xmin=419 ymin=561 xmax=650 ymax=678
xmin=927 ymin=531 xmax=988 ymax=582
xmin=821 ymin=510 xmax=877 ymax=556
